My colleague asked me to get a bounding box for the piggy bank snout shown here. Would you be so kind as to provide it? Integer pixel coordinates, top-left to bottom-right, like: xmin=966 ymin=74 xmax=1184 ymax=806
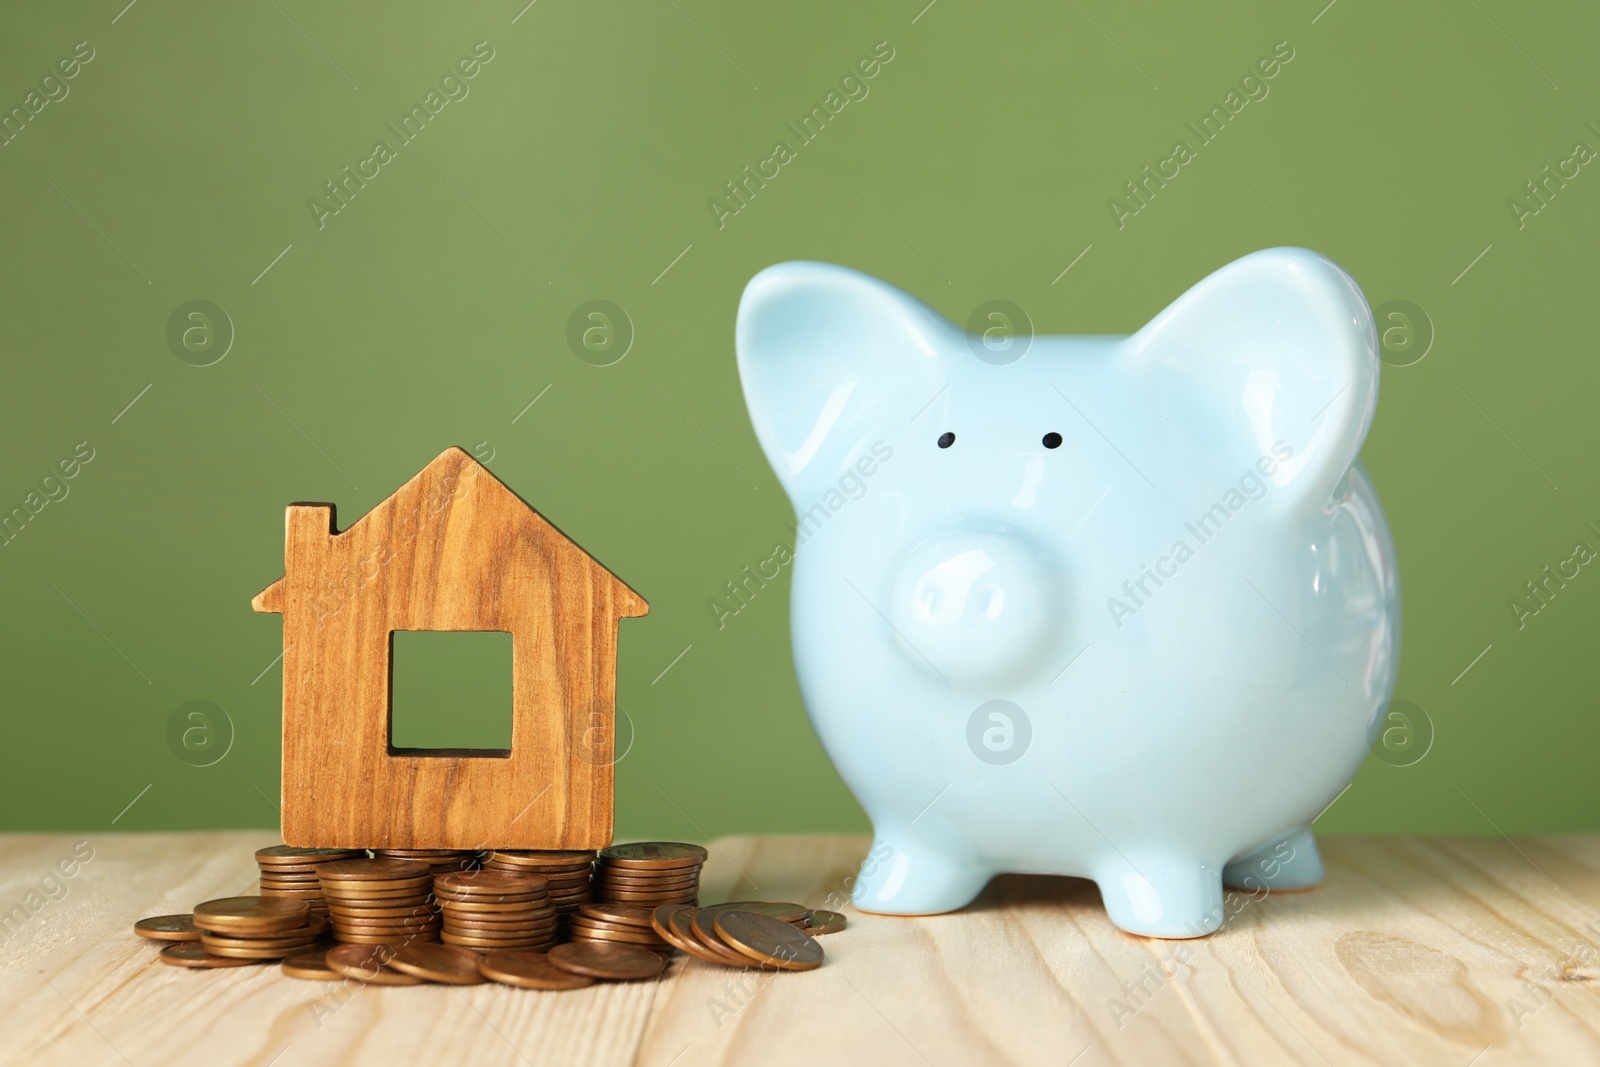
xmin=887 ymin=529 xmax=1069 ymax=687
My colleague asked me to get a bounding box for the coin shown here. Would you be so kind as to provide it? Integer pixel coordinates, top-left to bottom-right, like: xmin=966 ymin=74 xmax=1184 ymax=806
xmin=325 ymin=944 xmax=426 ymax=984
xmin=718 ymin=901 xmax=810 ymax=924
xmin=598 ymin=843 xmax=708 ymax=868
xmin=548 ymin=941 xmax=667 ymax=980
xmin=193 ymin=897 xmax=311 ymax=931
xmin=595 ymin=877 xmax=700 ymax=893
xmin=567 ymin=927 xmax=669 ymax=948
xmin=687 ymin=908 xmax=757 ymax=967
xmin=328 ymin=903 xmax=437 ymax=919
xmin=319 ymin=858 xmax=431 ymax=881
xmin=282 ymin=952 xmax=343 ymax=980
xmin=486 ymin=850 xmax=596 ymax=866
xmin=441 ymin=898 xmax=555 ymax=914
xmin=597 ymin=885 xmax=698 ymax=900
xmin=577 ymin=903 xmax=656 ymax=927
xmin=200 ymin=919 xmax=327 ymax=947
xmin=442 ymin=933 xmax=553 ymax=949
xmin=256 ymin=846 xmax=365 ymax=865
xmin=436 ymin=871 xmax=546 ymax=895
xmin=478 ymin=950 xmax=595 ymax=989
xmin=389 ymin=942 xmax=486 ymax=985
xmin=134 ymin=914 xmax=202 ymax=942
xmin=335 ymin=932 xmax=440 ymax=946
xmin=806 ymin=909 xmax=847 ymax=935
xmin=650 ymin=906 xmax=698 ymax=946
xmin=440 ymin=924 xmax=554 ymax=939
xmin=202 ymin=941 xmax=320 ymax=959
xmin=714 ymin=910 xmax=824 ymax=971
xmin=159 ymin=942 xmax=261 ymax=968
xmin=320 ymin=876 xmax=432 ymax=893
xmin=442 ymin=917 xmax=556 ymax=932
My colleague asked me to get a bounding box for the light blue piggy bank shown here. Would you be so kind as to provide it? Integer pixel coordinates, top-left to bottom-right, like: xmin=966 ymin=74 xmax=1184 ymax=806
xmin=736 ymin=248 xmax=1399 ymax=938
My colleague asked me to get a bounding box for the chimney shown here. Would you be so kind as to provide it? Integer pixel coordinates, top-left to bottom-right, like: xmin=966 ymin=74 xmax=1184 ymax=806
xmin=285 ymin=503 xmax=334 ymax=578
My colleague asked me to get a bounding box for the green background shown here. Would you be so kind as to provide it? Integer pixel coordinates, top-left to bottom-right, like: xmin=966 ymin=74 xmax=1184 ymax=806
xmin=2 ymin=0 xmax=1594 ymax=840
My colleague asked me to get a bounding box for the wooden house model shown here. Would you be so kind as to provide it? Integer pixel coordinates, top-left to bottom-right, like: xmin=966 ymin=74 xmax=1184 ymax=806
xmin=252 ymin=446 xmax=647 ymax=849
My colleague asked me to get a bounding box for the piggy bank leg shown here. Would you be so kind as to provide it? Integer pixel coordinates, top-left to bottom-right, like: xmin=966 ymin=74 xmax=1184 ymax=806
xmin=1093 ymin=855 xmax=1225 ymax=939
xmin=851 ymin=833 xmax=990 ymax=915
xmin=1223 ymin=826 xmax=1323 ymax=891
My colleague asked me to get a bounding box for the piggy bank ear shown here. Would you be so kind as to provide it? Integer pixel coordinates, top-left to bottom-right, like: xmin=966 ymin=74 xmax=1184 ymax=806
xmin=737 ymin=262 xmax=949 ymax=497
xmin=1124 ymin=247 xmax=1378 ymax=509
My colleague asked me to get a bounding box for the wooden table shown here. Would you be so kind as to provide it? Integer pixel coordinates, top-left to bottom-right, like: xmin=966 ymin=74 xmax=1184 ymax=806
xmin=3 ymin=832 xmax=1599 ymax=1066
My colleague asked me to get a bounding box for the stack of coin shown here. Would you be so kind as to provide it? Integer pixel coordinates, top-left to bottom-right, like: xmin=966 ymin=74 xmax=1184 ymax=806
xmin=318 ymin=858 xmax=439 ymax=945
xmin=373 ymin=848 xmax=478 ymax=876
xmin=482 ymin=850 xmax=595 ymax=921
xmin=651 ymin=905 xmax=824 ymax=971
xmin=435 ymin=869 xmax=557 ymax=952
xmin=256 ymin=846 xmax=364 ymax=920
xmin=568 ymin=903 xmax=672 ymax=952
xmin=191 ymin=896 xmax=326 ymax=961
xmin=593 ymin=843 xmax=706 ymax=908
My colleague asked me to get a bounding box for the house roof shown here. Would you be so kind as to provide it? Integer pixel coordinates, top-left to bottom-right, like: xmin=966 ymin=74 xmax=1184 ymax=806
xmin=252 ymin=446 xmax=647 ymax=617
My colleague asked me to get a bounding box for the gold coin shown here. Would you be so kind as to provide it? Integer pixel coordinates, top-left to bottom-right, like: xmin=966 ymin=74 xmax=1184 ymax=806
xmin=134 ymin=914 xmax=201 ymax=942
xmin=806 ymin=909 xmax=847 ymax=935
xmin=388 ymin=942 xmax=486 ymax=984
xmin=159 ymin=943 xmax=261 ymax=968
xmin=718 ymin=901 xmax=809 ymax=924
xmin=687 ymin=908 xmax=756 ymax=968
xmin=319 ymin=858 xmax=430 ymax=881
xmin=193 ymin=897 xmax=311 ymax=931
xmin=713 ymin=910 xmax=823 ymax=971
xmin=598 ymin=843 xmax=707 ymax=869
xmin=282 ymin=952 xmax=342 ymax=980
xmin=548 ymin=941 xmax=667 ymax=980
xmin=478 ymin=950 xmax=595 ymax=989
xmin=325 ymin=944 xmax=426 ymax=985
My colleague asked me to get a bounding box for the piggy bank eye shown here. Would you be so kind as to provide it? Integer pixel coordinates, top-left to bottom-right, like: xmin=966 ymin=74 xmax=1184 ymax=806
xmin=937 ymin=432 xmax=956 ymax=449
xmin=1042 ymin=432 xmax=1062 ymax=449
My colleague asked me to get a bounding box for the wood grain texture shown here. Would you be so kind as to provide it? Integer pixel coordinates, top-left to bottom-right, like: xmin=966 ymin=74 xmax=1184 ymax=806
xmin=4 ymin=832 xmax=1600 ymax=1066
xmin=252 ymin=447 xmax=648 ymax=849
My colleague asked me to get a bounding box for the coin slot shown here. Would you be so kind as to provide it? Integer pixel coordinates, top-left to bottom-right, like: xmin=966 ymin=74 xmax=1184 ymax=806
xmin=388 ymin=630 xmax=513 ymax=756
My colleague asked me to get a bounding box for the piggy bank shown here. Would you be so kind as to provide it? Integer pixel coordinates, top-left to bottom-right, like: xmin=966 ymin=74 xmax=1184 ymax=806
xmin=735 ymin=248 xmax=1399 ymax=938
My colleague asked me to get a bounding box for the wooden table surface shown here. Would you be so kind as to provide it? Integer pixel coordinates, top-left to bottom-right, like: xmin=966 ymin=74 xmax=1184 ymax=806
xmin=3 ymin=832 xmax=1600 ymax=1066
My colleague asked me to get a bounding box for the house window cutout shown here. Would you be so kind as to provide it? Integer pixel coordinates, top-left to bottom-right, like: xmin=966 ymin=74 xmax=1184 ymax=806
xmin=388 ymin=630 xmax=513 ymax=757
